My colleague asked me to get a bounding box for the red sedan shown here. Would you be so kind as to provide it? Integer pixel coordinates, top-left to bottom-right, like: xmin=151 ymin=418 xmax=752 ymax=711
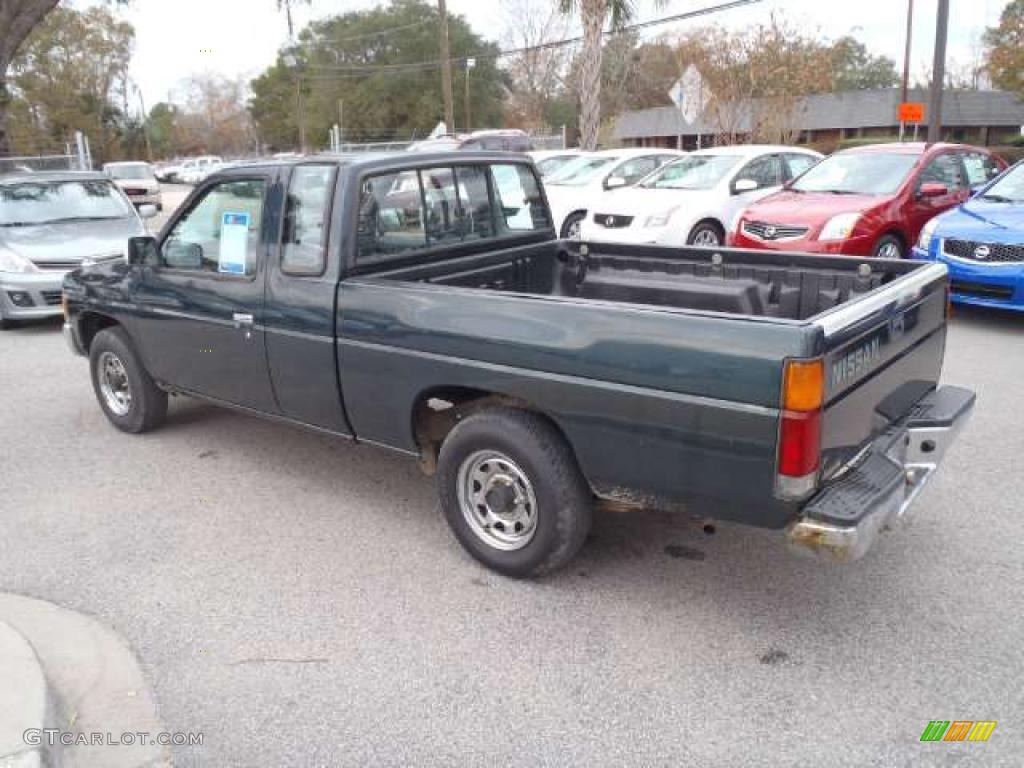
xmin=730 ymin=142 xmax=1006 ymax=258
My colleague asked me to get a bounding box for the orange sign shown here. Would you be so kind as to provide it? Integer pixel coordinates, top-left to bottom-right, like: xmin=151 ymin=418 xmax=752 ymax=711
xmin=898 ymin=102 xmax=926 ymax=123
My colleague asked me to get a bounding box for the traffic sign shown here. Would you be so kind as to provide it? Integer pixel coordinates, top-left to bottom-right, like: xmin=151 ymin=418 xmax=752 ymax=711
xmin=898 ymin=102 xmax=926 ymax=123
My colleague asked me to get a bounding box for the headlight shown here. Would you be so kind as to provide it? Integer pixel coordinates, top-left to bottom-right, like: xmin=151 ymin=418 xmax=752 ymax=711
xmin=818 ymin=213 xmax=861 ymax=241
xmin=0 ymin=248 xmax=39 ymax=274
xmin=643 ymin=207 xmax=679 ymax=228
xmin=917 ymin=217 xmax=939 ymax=250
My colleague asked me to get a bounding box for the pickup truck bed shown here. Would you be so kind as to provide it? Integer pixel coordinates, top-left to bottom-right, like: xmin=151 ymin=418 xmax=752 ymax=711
xmin=63 ymin=152 xmax=973 ymax=577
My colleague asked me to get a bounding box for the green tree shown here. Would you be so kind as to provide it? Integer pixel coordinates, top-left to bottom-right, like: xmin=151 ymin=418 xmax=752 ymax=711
xmin=7 ymin=5 xmax=134 ymax=161
xmin=984 ymin=0 xmax=1024 ymax=97
xmin=147 ymin=101 xmax=179 ymax=157
xmin=829 ymin=36 xmax=899 ymax=91
xmin=251 ymin=0 xmax=505 ymax=151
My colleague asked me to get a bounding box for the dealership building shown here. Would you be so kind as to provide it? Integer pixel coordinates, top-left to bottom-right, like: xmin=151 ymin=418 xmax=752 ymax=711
xmin=614 ymin=87 xmax=1024 ymax=150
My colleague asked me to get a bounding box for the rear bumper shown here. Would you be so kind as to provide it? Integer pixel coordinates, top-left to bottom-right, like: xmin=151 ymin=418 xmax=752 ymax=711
xmin=787 ymin=385 xmax=975 ymax=563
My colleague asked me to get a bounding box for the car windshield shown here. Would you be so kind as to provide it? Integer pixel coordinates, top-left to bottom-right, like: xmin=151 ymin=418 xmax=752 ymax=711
xmin=535 ymin=155 xmax=577 ymax=177
xmin=791 ymin=152 xmax=919 ymax=195
xmin=640 ymin=155 xmax=742 ymax=190
xmin=0 ymin=180 xmax=133 ymax=226
xmin=979 ymin=164 xmax=1024 ymax=203
xmin=546 ymin=156 xmax=618 ymax=186
xmin=106 ymin=164 xmax=155 ymax=180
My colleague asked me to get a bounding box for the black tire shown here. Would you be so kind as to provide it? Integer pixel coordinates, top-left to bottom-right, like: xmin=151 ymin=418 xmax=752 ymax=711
xmin=560 ymin=212 xmax=585 ymax=239
xmin=437 ymin=407 xmax=593 ymax=578
xmin=872 ymin=233 xmax=904 ymax=259
xmin=89 ymin=326 xmax=167 ymax=433
xmin=686 ymin=220 xmax=724 ymax=246
xmin=0 ymin=315 xmax=13 ymax=330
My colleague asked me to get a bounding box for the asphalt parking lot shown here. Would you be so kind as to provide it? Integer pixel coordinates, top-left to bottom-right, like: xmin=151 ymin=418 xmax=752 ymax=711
xmin=1 ymin=215 xmax=1022 ymax=764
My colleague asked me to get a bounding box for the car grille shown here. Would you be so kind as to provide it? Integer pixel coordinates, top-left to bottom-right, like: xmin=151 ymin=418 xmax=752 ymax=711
xmin=742 ymin=220 xmax=809 ymax=241
xmin=41 ymin=290 xmax=63 ymax=306
xmin=950 ymin=280 xmax=1015 ymax=301
xmin=944 ymin=239 xmax=1024 ymax=264
xmin=34 ymin=254 xmax=122 ymax=271
xmin=593 ymin=213 xmax=634 ymax=229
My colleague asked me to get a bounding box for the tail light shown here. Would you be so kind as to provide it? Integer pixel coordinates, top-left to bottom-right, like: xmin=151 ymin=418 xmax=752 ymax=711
xmin=776 ymin=358 xmax=824 ymax=500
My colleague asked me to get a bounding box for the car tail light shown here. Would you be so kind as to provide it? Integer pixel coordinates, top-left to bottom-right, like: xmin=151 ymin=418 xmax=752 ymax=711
xmin=776 ymin=358 xmax=824 ymax=500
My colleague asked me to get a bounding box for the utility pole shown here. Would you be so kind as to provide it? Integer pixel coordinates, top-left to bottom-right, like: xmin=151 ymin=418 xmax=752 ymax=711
xmin=338 ymin=99 xmax=344 ymax=147
xmin=927 ymin=0 xmax=949 ymax=144
xmin=438 ymin=0 xmax=455 ymax=133
xmin=137 ymin=86 xmax=153 ymax=161
xmin=464 ymin=58 xmax=475 ymax=133
xmin=899 ymin=0 xmax=914 ymax=142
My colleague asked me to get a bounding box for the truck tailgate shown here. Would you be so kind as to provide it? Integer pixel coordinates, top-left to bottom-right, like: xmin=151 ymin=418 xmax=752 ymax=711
xmin=816 ymin=262 xmax=949 ymax=480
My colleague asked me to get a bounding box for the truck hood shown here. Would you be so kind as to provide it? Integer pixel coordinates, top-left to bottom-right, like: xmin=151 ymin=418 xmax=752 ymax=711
xmin=743 ymin=190 xmax=890 ymax=225
xmin=935 ymin=199 xmax=1024 ymax=241
xmin=0 ymin=217 xmax=144 ymax=265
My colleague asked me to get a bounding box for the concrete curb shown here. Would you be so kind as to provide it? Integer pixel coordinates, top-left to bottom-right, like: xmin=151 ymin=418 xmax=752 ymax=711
xmin=0 ymin=594 xmax=170 ymax=768
xmin=0 ymin=620 xmax=49 ymax=768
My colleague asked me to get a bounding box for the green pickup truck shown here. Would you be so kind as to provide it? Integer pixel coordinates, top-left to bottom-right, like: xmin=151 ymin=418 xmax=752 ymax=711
xmin=63 ymin=152 xmax=974 ymax=577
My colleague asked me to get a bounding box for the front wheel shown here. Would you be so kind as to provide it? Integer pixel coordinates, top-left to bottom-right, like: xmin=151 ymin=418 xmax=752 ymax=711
xmin=437 ymin=407 xmax=592 ymax=578
xmin=560 ymin=212 xmax=585 ymax=240
xmin=872 ymin=234 xmax=904 ymax=259
xmin=89 ymin=327 xmax=167 ymax=433
xmin=687 ymin=221 xmax=724 ymax=247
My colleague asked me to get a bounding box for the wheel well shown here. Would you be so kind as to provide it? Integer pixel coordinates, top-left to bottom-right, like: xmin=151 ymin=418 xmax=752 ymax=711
xmin=77 ymin=312 xmax=120 ymax=353
xmin=560 ymin=210 xmax=586 ymax=235
xmin=874 ymin=230 xmax=907 ymax=256
xmin=411 ymin=387 xmax=566 ymax=476
xmin=689 ymin=218 xmax=725 ymax=239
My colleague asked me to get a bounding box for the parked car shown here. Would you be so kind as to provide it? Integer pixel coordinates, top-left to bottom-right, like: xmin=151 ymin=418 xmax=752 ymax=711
xmin=580 ymin=145 xmax=822 ymax=247
xmin=408 ymin=130 xmax=536 ymax=153
xmin=153 ymin=161 xmax=179 ymax=183
xmin=63 ymin=153 xmax=972 ymax=576
xmin=730 ymin=142 xmax=1006 ymax=258
xmin=913 ymin=160 xmax=1024 ymax=311
xmin=529 ymin=149 xmax=582 ymax=178
xmin=180 ymin=156 xmax=225 ymax=185
xmin=103 ymin=161 xmax=162 ymax=210
xmin=543 ymin=148 xmax=685 ymax=238
xmin=0 ymin=171 xmax=155 ymax=328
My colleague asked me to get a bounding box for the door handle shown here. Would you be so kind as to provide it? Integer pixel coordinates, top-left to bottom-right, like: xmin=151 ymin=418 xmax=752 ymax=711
xmin=232 ymin=312 xmax=254 ymax=328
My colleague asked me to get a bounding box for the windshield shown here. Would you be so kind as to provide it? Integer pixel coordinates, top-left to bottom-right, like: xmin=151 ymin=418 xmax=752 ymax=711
xmin=979 ymin=163 xmax=1024 ymax=203
xmin=535 ymin=155 xmax=577 ymax=177
xmin=791 ymin=152 xmax=918 ymax=195
xmin=106 ymin=164 xmax=155 ymax=180
xmin=640 ymin=155 xmax=742 ymax=190
xmin=0 ymin=180 xmax=134 ymax=226
xmin=546 ymin=156 xmax=618 ymax=186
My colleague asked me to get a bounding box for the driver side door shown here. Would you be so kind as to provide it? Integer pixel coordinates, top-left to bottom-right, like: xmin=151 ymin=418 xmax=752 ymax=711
xmin=129 ymin=174 xmax=279 ymax=412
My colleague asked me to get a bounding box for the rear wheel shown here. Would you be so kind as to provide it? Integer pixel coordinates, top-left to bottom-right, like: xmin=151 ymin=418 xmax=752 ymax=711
xmin=89 ymin=327 xmax=167 ymax=433
xmin=560 ymin=212 xmax=585 ymax=239
xmin=872 ymin=234 xmax=904 ymax=259
xmin=687 ymin=220 xmax=724 ymax=247
xmin=437 ymin=407 xmax=592 ymax=578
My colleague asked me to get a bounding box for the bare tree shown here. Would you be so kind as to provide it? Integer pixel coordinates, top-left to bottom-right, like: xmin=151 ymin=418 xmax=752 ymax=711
xmin=503 ymin=0 xmax=572 ymax=131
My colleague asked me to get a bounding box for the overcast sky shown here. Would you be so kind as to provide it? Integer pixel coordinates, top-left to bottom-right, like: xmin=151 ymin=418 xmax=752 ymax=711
xmin=77 ymin=0 xmax=1009 ymax=111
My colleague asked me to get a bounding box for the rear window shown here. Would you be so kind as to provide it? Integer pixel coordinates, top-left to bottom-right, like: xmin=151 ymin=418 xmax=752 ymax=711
xmin=355 ymin=162 xmax=547 ymax=263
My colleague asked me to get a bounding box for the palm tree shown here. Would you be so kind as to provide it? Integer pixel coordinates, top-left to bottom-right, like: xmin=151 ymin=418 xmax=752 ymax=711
xmin=276 ymin=0 xmax=310 ymax=39
xmin=558 ymin=0 xmax=642 ymax=149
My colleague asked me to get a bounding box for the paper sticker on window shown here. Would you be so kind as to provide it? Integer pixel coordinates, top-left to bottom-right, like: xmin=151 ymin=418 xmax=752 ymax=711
xmin=218 ymin=212 xmax=250 ymax=275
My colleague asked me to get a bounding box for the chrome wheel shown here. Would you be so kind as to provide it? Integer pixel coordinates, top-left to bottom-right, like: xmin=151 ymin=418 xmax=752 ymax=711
xmin=691 ymin=227 xmax=721 ymax=246
xmin=97 ymin=350 xmax=132 ymax=416
xmin=876 ymin=241 xmax=902 ymax=259
xmin=457 ymin=450 xmax=539 ymax=551
xmin=564 ymin=216 xmax=582 ymax=240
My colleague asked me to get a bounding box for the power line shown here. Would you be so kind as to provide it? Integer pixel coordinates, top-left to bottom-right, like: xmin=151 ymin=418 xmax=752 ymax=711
xmin=299 ymin=0 xmax=761 ymax=77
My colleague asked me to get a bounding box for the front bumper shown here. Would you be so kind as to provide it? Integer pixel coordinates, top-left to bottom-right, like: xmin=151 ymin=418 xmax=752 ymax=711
xmin=787 ymin=385 xmax=975 ymax=563
xmin=913 ymin=246 xmax=1024 ymax=312
xmin=0 ymin=271 xmax=67 ymax=320
xmin=731 ymin=232 xmax=874 ymax=256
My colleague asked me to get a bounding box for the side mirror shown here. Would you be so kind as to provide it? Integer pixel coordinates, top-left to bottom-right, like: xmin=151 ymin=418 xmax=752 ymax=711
xmin=605 ymin=176 xmax=627 ymax=189
xmin=733 ymin=178 xmax=759 ymax=194
xmin=127 ymin=235 xmax=159 ymax=266
xmin=918 ymin=182 xmax=948 ymax=199
xmin=138 ymin=204 xmax=158 ymax=220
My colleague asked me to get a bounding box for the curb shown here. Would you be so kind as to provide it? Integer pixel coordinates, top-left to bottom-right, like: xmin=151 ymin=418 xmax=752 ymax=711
xmin=0 ymin=594 xmax=170 ymax=768
xmin=0 ymin=620 xmax=49 ymax=768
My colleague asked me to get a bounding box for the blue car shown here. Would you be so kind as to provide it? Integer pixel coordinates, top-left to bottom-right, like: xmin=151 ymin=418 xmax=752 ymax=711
xmin=912 ymin=160 xmax=1024 ymax=312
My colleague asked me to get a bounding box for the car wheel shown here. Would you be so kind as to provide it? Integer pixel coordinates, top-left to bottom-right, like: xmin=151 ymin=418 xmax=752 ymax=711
xmin=89 ymin=327 xmax=167 ymax=433
xmin=560 ymin=212 xmax=585 ymax=240
xmin=872 ymin=234 xmax=904 ymax=259
xmin=437 ymin=406 xmax=593 ymax=578
xmin=687 ymin=221 xmax=724 ymax=247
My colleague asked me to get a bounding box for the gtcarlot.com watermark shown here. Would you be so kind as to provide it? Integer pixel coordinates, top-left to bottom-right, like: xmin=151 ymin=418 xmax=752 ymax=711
xmin=24 ymin=729 xmax=203 ymax=747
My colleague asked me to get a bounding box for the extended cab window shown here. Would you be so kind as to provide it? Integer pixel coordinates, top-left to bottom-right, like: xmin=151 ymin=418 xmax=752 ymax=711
xmin=161 ymin=178 xmax=265 ymax=276
xmin=489 ymin=164 xmax=550 ymax=232
xmin=356 ymin=171 xmax=427 ymax=263
xmin=282 ymin=165 xmax=335 ymax=275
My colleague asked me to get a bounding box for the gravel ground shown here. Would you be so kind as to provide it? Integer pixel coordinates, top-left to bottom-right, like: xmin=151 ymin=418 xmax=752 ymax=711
xmin=0 ymin=295 xmax=1021 ymax=766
